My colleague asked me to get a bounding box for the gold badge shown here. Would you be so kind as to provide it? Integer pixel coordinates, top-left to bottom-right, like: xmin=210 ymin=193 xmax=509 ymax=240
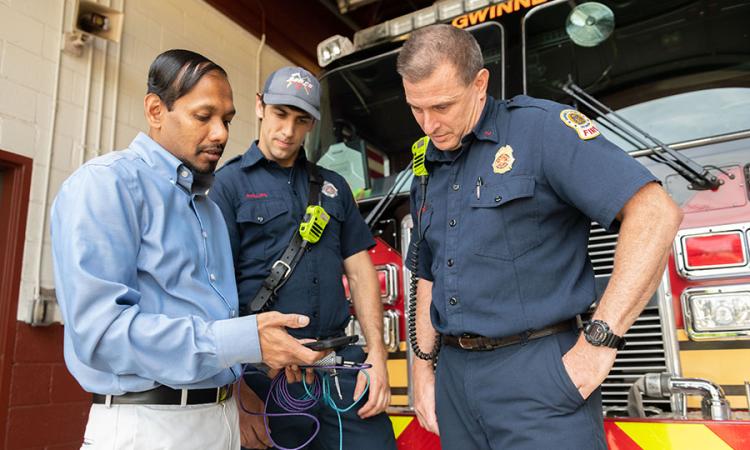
xmin=560 ymin=109 xmax=600 ymax=140
xmin=492 ymin=145 xmax=515 ymax=174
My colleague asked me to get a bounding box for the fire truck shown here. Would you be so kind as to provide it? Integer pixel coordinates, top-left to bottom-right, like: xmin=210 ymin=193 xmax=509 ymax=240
xmin=309 ymin=1 xmax=750 ymax=448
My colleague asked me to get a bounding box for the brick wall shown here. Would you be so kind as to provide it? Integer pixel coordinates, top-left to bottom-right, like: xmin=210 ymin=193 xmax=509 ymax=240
xmin=6 ymin=325 xmax=87 ymax=450
xmin=0 ymin=0 xmax=294 ymax=447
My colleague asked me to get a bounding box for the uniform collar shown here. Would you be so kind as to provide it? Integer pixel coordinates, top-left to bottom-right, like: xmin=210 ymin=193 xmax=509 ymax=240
xmin=130 ymin=132 xmax=213 ymax=196
xmin=425 ymin=96 xmax=499 ymax=163
xmin=468 ymin=96 xmax=500 ymax=144
xmin=240 ymin=141 xmax=308 ymax=170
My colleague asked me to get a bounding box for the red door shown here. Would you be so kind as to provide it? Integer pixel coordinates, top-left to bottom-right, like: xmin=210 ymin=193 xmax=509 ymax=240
xmin=0 ymin=150 xmax=33 ymax=447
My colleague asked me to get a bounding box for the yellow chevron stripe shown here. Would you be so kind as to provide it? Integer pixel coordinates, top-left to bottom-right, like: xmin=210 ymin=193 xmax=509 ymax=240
xmin=390 ymin=416 xmax=413 ymax=439
xmin=617 ymin=422 xmax=732 ymax=450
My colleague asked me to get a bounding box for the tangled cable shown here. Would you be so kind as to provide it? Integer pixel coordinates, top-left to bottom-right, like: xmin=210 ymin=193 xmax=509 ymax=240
xmin=239 ymin=361 xmax=371 ymax=450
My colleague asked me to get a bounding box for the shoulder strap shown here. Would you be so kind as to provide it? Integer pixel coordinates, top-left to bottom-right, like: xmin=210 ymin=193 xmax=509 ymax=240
xmin=244 ymin=162 xmax=324 ymax=315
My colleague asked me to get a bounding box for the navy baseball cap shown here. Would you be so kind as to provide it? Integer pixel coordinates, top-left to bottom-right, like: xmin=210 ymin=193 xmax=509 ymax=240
xmin=261 ymin=66 xmax=321 ymax=120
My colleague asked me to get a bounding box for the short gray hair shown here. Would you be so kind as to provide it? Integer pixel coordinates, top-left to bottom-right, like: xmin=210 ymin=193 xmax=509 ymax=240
xmin=397 ymin=24 xmax=484 ymax=86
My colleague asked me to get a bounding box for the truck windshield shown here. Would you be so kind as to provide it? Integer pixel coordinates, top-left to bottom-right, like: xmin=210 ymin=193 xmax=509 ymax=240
xmin=597 ymin=87 xmax=750 ymax=151
xmin=524 ymin=0 xmax=750 ymax=146
xmin=308 ymin=22 xmax=505 ymax=199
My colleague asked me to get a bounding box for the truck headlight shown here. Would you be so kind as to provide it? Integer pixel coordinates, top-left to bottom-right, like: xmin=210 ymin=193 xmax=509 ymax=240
xmin=683 ymin=286 xmax=750 ymax=339
xmin=317 ymin=35 xmax=353 ymax=67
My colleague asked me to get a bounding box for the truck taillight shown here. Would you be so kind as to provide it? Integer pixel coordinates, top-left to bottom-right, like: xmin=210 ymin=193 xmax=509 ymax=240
xmin=683 ymin=232 xmax=746 ymax=269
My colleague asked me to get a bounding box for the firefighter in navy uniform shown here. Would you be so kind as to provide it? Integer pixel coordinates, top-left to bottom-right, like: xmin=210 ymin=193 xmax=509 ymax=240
xmin=400 ymin=25 xmax=683 ymax=449
xmin=210 ymin=67 xmax=396 ymax=450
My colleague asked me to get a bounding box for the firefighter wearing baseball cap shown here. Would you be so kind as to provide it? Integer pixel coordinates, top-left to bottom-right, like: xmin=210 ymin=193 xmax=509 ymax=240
xmin=210 ymin=67 xmax=396 ymax=449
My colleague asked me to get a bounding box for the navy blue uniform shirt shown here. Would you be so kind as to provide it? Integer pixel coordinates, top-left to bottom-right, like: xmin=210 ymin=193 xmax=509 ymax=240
xmin=211 ymin=142 xmax=375 ymax=338
xmin=409 ymin=95 xmax=657 ymax=338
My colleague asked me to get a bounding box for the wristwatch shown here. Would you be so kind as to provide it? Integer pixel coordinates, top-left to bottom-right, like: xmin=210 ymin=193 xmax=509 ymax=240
xmin=583 ymin=320 xmax=626 ymax=350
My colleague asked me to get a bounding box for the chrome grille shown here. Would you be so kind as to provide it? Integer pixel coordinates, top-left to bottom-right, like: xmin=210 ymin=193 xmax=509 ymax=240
xmin=587 ymin=222 xmax=672 ymax=415
xmin=589 ymin=222 xmax=618 ymax=277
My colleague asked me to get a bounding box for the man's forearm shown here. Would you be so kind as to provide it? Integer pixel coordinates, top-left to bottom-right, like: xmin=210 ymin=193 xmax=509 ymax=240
xmin=593 ymin=184 xmax=682 ymax=335
xmin=345 ymin=252 xmax=386 ymax=354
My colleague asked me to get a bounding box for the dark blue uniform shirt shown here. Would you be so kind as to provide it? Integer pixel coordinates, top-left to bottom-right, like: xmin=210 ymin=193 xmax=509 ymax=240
xmin=211 ymin=142 xmax=375 ymax=338
xmin=409 ymin=95 xmax=657 ymax=338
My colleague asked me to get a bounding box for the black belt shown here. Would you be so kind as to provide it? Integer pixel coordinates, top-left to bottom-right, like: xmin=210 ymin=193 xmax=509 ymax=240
xmin=443 ymin=318 xmax=579 ymax=351
xmin=92 ymin=384 xmax=233 ymax=406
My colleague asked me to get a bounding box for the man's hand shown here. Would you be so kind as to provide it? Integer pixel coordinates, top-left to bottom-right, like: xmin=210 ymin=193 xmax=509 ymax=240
xmin=257 ymin=312 xmax=326 ymax=369
xmin=354 ymin=349 xmax=390 ymax=419
xmin=412 ymin=360 xmax=439 ymax=435
xmin=237 ymin=382 xmax=272 ymax=449
xmin=561 ymin=335 xmax=617 ymax=400
xmin=268 ymin=366 xmax=315 ymax=385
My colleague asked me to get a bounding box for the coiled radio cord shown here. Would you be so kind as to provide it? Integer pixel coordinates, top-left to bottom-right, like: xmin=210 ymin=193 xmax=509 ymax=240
xmin=408 ymin=176 xmax=441 ymax=361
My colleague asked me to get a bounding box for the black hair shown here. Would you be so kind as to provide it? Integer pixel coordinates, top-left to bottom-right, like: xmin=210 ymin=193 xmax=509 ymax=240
xmin=147 ymin=49 xmax=228 ymax=110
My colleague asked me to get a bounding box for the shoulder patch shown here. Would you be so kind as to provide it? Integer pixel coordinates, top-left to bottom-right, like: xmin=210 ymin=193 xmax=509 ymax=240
xmin=559 ymin=109 xmax=600 ymax=140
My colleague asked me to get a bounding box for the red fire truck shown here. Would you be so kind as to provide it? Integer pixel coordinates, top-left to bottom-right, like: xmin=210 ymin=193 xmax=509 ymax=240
xmin=311 ymin=1 xmax=750 ymax=448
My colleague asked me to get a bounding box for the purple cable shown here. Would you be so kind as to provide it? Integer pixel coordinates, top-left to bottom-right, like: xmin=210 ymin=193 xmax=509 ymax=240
xmin=239 ymin=362 xmax=372 ymax=450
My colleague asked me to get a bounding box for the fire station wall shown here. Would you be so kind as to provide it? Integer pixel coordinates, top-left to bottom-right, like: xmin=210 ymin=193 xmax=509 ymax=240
xmin=0 ymin=0 xmax=293 ymax=448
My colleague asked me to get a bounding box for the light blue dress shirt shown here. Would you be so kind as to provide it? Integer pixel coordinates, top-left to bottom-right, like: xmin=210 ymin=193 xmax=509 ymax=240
xmin=51 ymin=132 xmax=261 ymax=395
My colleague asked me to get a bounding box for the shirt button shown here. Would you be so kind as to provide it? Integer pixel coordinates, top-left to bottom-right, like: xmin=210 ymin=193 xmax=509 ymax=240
xmin=202 ymin=231 xmax=207 ymax=238
xmin=230 ymin=309 xmax=236 ymax=317
xmin=312 ymin=277 xmax=319 ymax=284
xmin=452 ymin=184 xmax=460 ymax=191
xmin=449 ymin=296 xmax=458 ymax=306
xmin=495 ymin=195 xmax=503 ymax=203
xmin=447 ymin=259 xmax=454 ymax=267
xmin=209 ymin=273 xmax=216 ymax=281
xmin=180 ymin=170 xmax=189 ymax=178
xmin=449 ymin=219 xmax=457 ymax=227
xmin=257 ymin=216 xmax=264 ymax=223
xmin=312 ymin=312 xmax=318 ymax=318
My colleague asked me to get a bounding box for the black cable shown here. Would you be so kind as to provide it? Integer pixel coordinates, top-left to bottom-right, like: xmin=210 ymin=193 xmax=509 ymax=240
xmin=408 ymin=176 xmax=441 ymax=361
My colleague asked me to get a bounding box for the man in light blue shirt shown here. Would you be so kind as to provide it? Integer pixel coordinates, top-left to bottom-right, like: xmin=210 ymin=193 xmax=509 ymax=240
xmin=51 ymin=49 xmax=323 ymax=449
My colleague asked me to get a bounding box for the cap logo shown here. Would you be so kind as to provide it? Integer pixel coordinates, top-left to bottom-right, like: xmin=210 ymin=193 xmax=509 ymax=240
xmin=286 ymin=72 xmax=314 ymax=95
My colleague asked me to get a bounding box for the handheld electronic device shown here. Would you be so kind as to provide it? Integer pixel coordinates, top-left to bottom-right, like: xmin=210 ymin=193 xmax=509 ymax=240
xmin=303 ymin=335 xmax=358 ymax=351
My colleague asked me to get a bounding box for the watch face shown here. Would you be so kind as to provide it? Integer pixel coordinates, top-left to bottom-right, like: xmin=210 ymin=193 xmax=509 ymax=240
xmin=585 ymin=321 xmax=608 ymax=345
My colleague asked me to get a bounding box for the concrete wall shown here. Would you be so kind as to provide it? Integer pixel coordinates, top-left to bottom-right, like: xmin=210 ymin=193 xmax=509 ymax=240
xmin=0 ymin=0 xmax=291 ymax=324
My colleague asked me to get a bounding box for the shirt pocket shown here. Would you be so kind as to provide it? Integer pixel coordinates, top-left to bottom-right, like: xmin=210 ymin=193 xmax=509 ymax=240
xmin=469 ymin=175 xmax=541 ymax=260
xmin=236 ymin=200 xmax=289 ymax=260
xmin=318 ymin=198 xmax=346 ymax=253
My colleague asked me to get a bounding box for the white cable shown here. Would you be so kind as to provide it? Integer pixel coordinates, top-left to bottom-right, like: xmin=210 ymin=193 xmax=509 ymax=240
xmin=107 ymin=0 xmax=124 ymax=154
xmin=77 ymin=45 xmax=94 ymax=166
xmin=31 ymin=0 xmax=66 ymax=313
xmin=254 ymin=33 xmax=266 ymax=138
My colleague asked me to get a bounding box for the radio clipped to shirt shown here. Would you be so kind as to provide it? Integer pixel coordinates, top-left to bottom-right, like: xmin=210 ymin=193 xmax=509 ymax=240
xmin=299 ymin=205 xmax=330 ymax=244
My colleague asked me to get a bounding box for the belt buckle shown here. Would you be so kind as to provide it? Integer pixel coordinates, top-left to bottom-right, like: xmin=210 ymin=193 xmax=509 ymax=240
xmin=272 ymin=260 xmax=291 ymax=279
xmin=457 ymin=335 xmax=475 ymax=350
